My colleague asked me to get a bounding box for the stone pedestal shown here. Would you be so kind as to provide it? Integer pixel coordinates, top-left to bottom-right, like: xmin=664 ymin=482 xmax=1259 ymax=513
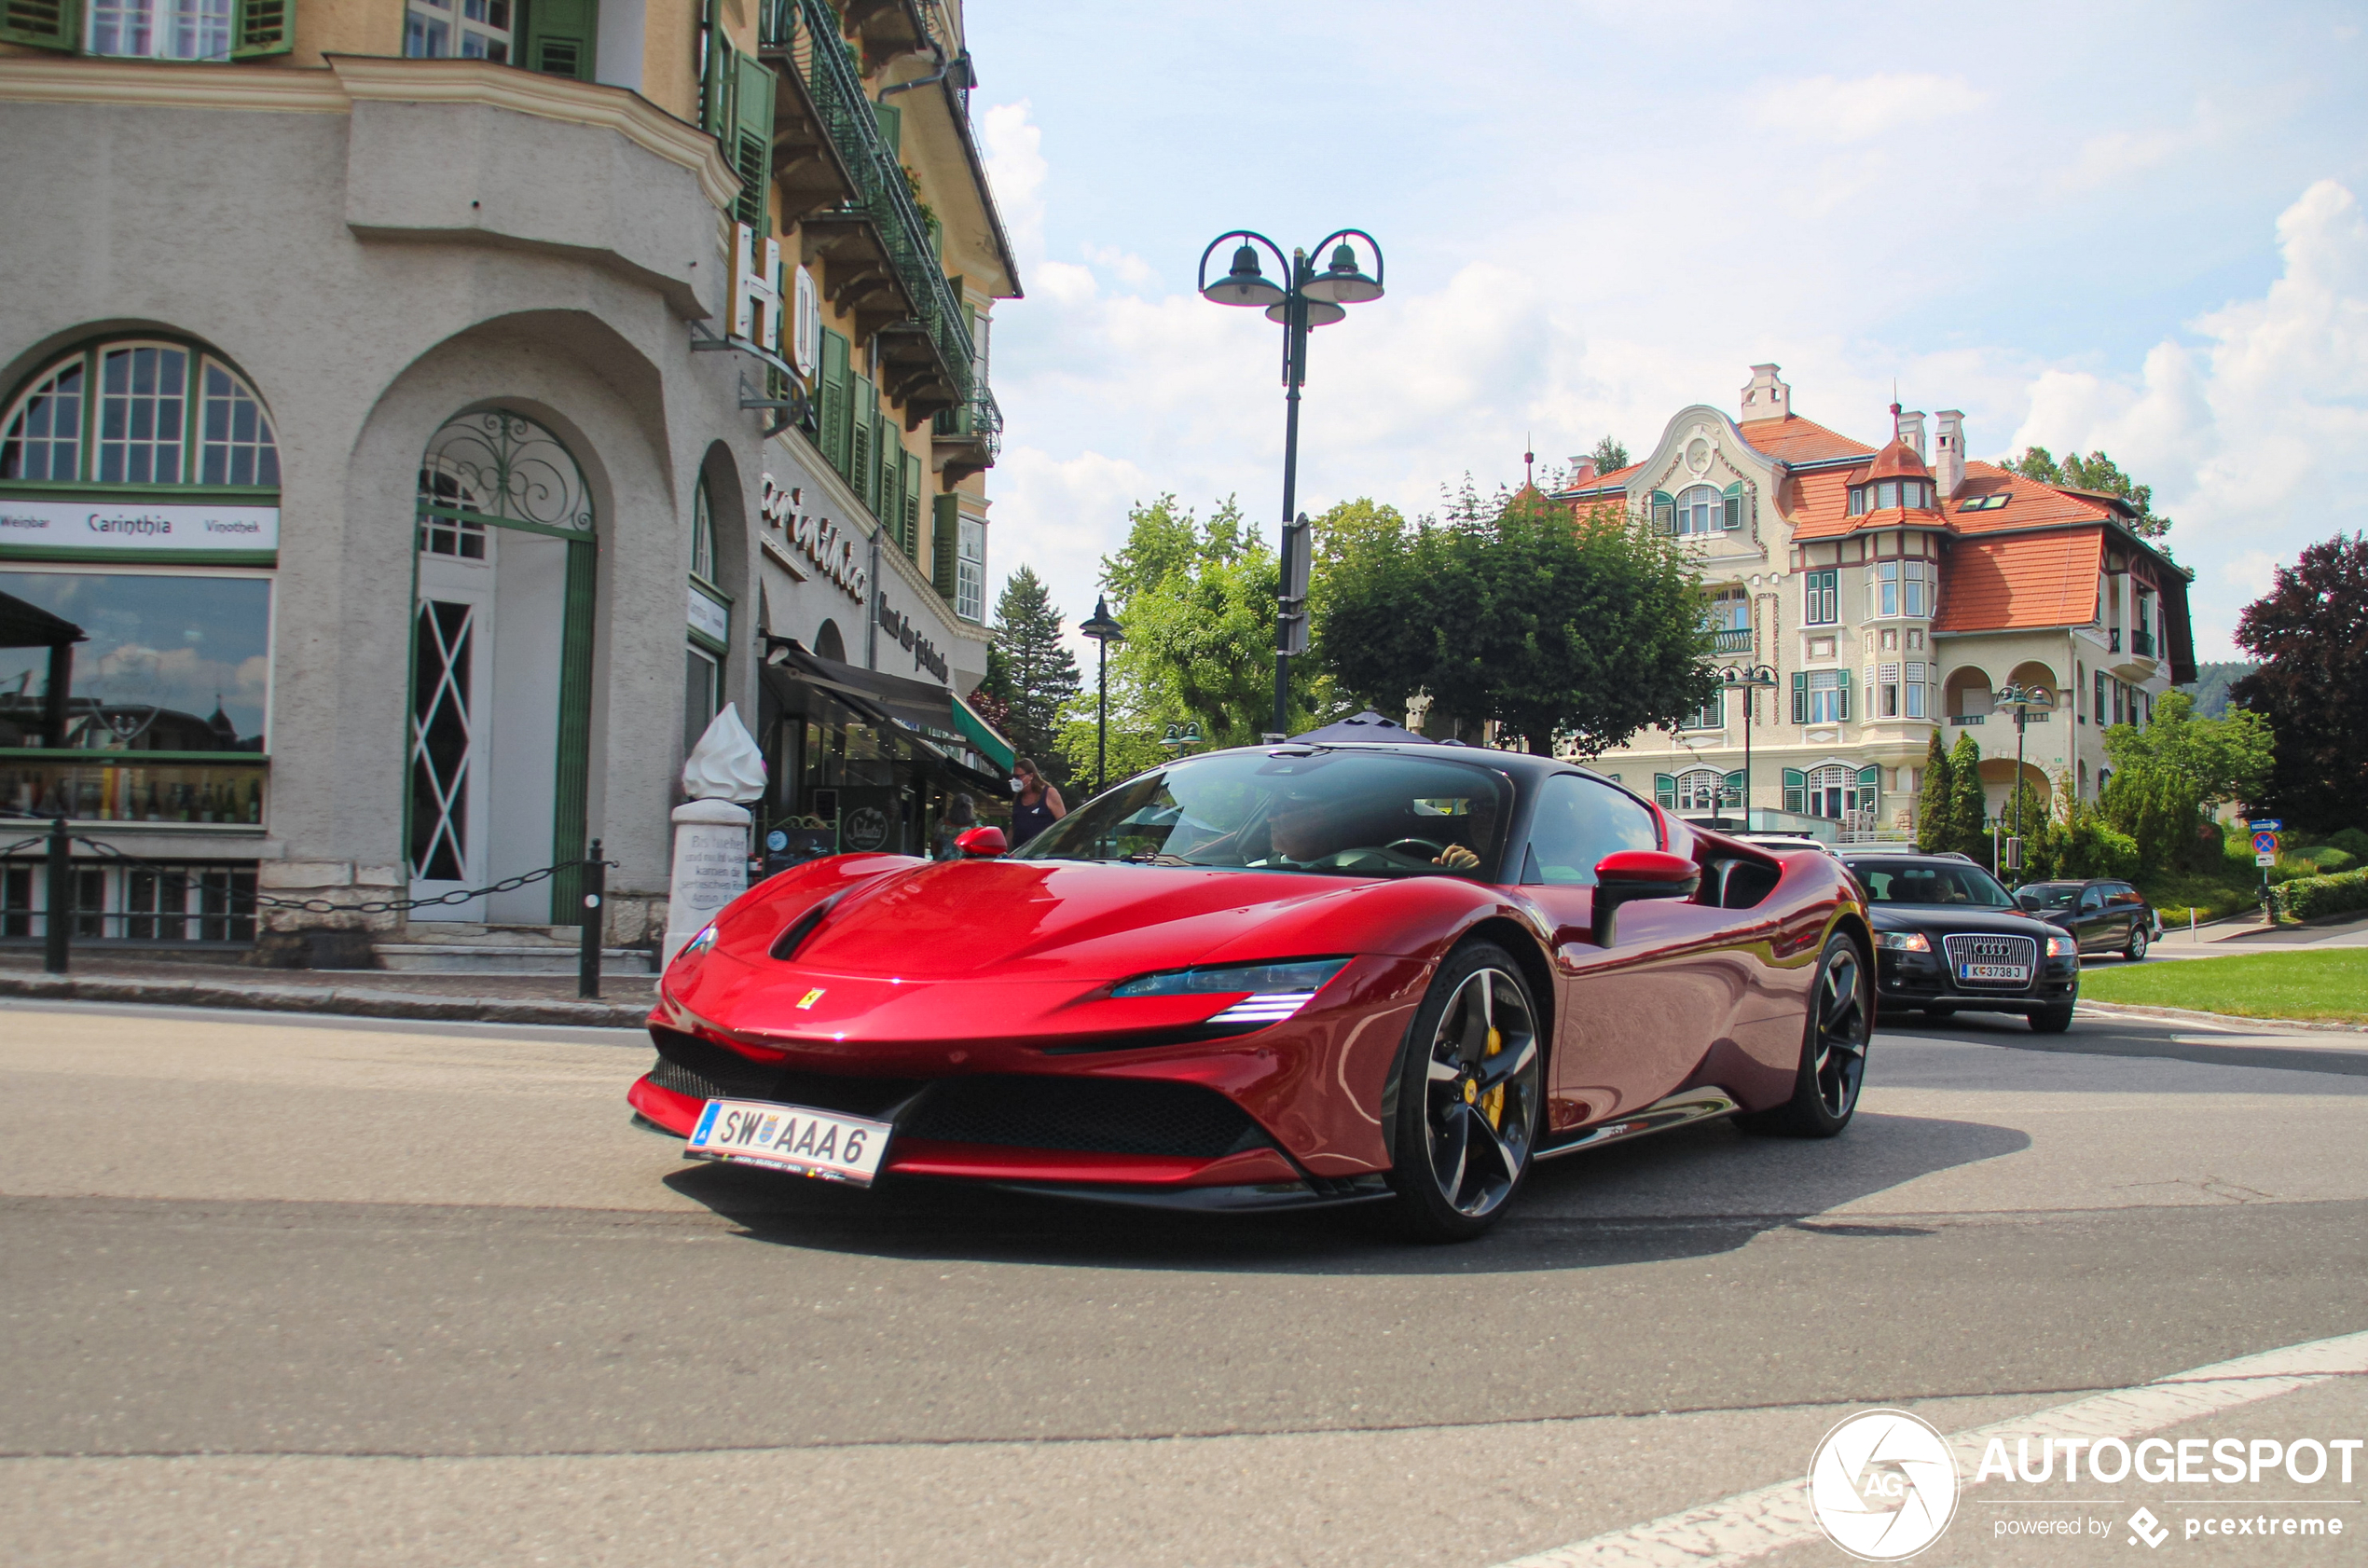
xmin=663 ymin=799 xmax=752 ymax=968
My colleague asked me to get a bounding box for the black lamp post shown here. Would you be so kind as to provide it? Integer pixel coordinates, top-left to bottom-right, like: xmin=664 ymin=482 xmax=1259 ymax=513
xmin=1991 ymin=681 xmax=2055 ymax=874
xmin=1080 ymin=595 xmax=1124 ymax=795
xmin=1717 ymin=664 xmax=1780 ymax=832
xmin=1197 ymin=228 xmax=1384 ymax=738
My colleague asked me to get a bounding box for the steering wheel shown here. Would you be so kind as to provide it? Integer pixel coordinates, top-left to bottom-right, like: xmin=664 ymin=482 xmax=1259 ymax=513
xmin=1383 ymin=837 xmax=1450 ymax=860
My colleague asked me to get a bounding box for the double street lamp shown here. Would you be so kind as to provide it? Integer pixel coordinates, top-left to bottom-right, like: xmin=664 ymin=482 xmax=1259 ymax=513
xmin=1716 ymin=664 xmax=1780 ymax=831
xmin=1197 ymin=228 xmax=1385 ymax=738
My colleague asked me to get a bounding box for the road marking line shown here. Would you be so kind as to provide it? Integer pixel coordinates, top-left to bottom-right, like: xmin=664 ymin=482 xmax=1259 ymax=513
xmin=1494 ymin=1329 xmax=2368 ymax=1567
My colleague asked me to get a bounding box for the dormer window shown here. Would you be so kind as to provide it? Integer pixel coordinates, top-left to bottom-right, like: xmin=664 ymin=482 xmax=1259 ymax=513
xmin=1957 ymin=493 xmax=2008 ymax=512
xmin=1849 ymin=479 xmax=1934 ymax=516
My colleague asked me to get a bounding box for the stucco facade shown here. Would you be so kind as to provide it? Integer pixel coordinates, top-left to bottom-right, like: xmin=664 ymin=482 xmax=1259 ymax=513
xmin=0 ymin=0 xmax=1018 ymax=959
xmin=1551 ymin=367 xmax=2196 ymax=843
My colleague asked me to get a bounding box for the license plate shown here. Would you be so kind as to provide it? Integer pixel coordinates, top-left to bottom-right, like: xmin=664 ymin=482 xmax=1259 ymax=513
xmin=1958 ymin=963 xmax=2030 ymax=983
xmin=684 ymin=1098 xmax=892 ymax=1186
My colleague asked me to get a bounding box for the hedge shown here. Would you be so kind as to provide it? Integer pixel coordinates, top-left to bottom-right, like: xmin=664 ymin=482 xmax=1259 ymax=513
xmin=2274 ymin=869 xmax=2368 ymax=921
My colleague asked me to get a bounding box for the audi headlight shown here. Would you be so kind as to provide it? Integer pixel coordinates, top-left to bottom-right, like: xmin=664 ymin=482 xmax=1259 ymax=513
xmin=1111 ymin=957 xmax=1349 ymax=998
xmin=1876 ymin=930 xmax=1932 ymax=953
xmin=2046 ymin=933 xmax=2078 ymax=957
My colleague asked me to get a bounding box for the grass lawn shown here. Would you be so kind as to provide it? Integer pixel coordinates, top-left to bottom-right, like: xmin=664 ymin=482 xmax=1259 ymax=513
xmin=2079 ymin=949 xmax=2368 ymax=1025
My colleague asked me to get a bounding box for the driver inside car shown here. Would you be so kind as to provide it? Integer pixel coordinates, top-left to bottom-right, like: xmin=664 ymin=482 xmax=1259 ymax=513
xmin=1259 ymin=795 xmax=1480 ymax=870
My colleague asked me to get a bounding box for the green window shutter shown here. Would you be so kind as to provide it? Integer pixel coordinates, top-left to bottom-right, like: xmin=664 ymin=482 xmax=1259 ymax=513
xmin=819 ymin=328 xmax=850 ymax=474
xmin=1837 ymin=668 xmax=1852 ymax=722
xmin=1856 ymin=764 xmax=1880 ymax=802
xmin=901 ymin=452 xmax=923 ymax=558
xmin=702 ymin=34 xmax=734 ymax=139
xmin=1783 ymin=769 xmax=1806 ymax=813
xmin=932 ymin=495 xmax=959 ymax=601
xmin=879 ymin=420 xmax=901 ymax=532
xmin=1653 ymin=773 xmax=1676 ymax=809
xmin=732 ymin=50 xmax=775 ymax=230
xmin=1790 ymin=670 xmax=1807 ymax=723
xmin=1 ymin=0 xmax=80 ymax=48
xmin=873 ymin=101 xmax=902 ymax=154
xmin=230 ymin=0 xmax=292 ymax=57
xmin=1723 ymin=769 xmax=1745 ymax=808
xmin=1650 ymin=490 xmax=1674 ymax=534
xmin=1721 ymin=481 xmax=1743 ymax=530
xmin=848 ymin=379 xmax=874 ymax=497
xmin=524 ymin=0 xmax=599 ymax=80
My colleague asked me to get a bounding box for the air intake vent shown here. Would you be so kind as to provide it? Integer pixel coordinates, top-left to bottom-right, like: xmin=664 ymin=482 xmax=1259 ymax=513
xmin=770 ymin=895 xmax=839 ymax=960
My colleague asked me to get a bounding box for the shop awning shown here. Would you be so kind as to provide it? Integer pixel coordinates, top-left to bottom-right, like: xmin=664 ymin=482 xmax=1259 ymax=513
xmin=953 ymin=693 xmax=1016 ymax=772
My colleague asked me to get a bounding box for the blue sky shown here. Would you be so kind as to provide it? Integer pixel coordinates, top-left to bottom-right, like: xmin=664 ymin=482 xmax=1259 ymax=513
xmin=963 ymin=1 xmax=2368 ymax=662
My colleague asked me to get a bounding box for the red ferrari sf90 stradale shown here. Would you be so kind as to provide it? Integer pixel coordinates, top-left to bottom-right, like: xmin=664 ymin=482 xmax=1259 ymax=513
xmin=630 ymin=741 xmax=1872 ymax=1240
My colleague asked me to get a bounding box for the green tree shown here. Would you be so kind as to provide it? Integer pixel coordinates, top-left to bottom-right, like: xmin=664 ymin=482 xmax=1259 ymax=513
xmin=2004 ymin=446 xmax=2172 ymax=539
xmin=984 ymin=565 xmax=1081 ymax=786
xmin=2100 ymin=689 xmax=2272 ymax=812
xmin=1915 ymin=732 xmax=1954 ymax=852
xmin=2100 ymin=764 xmax=2205 ymax=873
xmin=2231 ymin=531 xmax=2368 ymax=832
xmin=1945 ymin=732 xmax=1989 ymax=859
xmin=1588 ymin=435 xmax=1631 ymax=474
xmin=1317 ymin=486 xmax=1715 ymax=755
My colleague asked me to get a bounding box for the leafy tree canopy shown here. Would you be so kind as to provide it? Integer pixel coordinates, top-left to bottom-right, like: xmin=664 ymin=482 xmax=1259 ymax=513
xmin=1588 ymin=435 xmax=1631 ymax=474
xmin=2101 ymin=689 xmax=2272 ymax=812
xmin=1316 ymin=482 xmax=1715 ymax=755
xmin=2004 ymin=446 xmax=2172 ymax=539
xmin=984 ymin=565 xmax=1081 ymax=786
xmin=2232 ymin=530 xmax=2368 ymax=832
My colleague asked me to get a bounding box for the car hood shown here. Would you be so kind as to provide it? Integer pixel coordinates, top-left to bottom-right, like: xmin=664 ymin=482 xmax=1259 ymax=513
xmin=1867 ymin=904 xmax=2057 ymax=939
xmin=726 ymin=856 xmax=1485 ymax=983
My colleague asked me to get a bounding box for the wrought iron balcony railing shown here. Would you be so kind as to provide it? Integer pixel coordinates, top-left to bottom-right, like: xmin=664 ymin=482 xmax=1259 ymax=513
xmin=2131 ymin=627 xmax=2155 ymax=658
xmin=762 ymin=0 xmax=976 ymax=406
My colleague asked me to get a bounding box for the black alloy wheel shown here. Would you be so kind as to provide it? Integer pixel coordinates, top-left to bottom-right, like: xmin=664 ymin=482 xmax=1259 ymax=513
xmin=2125 ymin=923 xmax=2150 ymax=961
xmin=1386 ymin=942 xmax=1543 ymax=1242
xmin=1740 ymin=932 xmax=1869 ymax=1137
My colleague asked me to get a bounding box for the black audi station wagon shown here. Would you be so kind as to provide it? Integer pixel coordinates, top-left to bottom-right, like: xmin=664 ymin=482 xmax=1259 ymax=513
xmin=1838 ymin=852 xmax=2081 ymax=1032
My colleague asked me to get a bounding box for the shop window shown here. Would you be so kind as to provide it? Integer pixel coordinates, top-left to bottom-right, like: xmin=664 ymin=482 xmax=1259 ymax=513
xmin=3 ymin=340 xmax=279 ymax=488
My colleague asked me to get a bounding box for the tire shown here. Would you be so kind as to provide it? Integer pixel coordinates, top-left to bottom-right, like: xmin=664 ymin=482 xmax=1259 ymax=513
xmin=1384 ymin=942 xmax=1545 ymax=1243
xmin=1738 ymin=932 xmax=1869 ymax=1138
xmin=1921 ymin=1006 xmax=1957 ymax=1020
xmin=2030 ymin=1004 xmax=2074 ymax=1033
xmin=2124 ymin=924 xmax=2149 ymax=961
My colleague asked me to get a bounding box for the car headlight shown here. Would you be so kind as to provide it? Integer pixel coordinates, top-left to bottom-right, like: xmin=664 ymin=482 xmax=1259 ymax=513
xmin=2046 ymin=933 xmax=2078 ymax=957
xmin=1111 ymin=957 xmax=1349 ymax=998
xmin=1876 ymin=930 xmax=1931 ymax=953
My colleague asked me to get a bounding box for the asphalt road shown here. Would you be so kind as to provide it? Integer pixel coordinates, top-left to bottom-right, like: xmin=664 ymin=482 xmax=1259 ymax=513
xmin=2 ymin=995 xmax=2362 ymax=1567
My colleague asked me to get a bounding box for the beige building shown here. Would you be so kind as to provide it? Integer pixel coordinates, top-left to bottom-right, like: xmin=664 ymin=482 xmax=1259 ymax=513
xmin=1550 ymin=366 xmax=2195 ymax=843
xmin=0 ymin=0 xmax=1018 ymax=961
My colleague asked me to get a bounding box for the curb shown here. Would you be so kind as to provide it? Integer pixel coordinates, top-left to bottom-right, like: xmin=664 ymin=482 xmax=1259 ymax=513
xmin=0 ymin=972 xmax=652 ymax=1030
xmin=2076 ymin=999 xmax=2368 ymax=1037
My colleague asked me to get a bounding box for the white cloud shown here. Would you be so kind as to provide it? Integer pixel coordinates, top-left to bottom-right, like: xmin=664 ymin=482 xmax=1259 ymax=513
xmin=1749 ymin=73 xmax=1988 ymax=144
xmin=977 ymin=99 xmax=1046 ymax=275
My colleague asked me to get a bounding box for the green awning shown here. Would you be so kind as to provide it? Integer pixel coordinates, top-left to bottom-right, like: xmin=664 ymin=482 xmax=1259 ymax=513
xmin=954 ymin=692 xmax=1016 ymax=772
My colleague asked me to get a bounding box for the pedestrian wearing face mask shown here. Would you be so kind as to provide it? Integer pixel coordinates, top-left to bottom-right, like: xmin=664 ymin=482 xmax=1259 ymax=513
xmin=1008 ymin=757 xmax=1066 ymax=849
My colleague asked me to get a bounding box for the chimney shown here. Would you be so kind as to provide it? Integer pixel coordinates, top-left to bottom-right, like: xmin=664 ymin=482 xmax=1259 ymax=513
xmin=1741 ymin=364 xmax=1791 ymax=421
xmin=1895 ymin=408 xmax=1927 ymax=459
xmin=1568 ymin=456 xmax=1597 ymax=487
xmin=1934 ymin=410 xmax=1966 ymax=498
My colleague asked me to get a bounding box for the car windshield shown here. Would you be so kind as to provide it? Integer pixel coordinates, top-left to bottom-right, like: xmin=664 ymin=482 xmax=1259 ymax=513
xmin=1850 ymin=860 xmax=2016 ymax=908
xmin=2016 ymin=883 xmax=2084 ymax=910
xmin=1012 ymin=749 xmax=1510 ymax=879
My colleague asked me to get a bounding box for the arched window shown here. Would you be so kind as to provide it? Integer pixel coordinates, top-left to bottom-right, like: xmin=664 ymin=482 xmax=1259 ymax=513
xmin=1675 ymin=769 xmax=1724 ymax=813
xmin=1674 ymin=484 xmax=1728 ymax=536
xmin=3 ymin=339 xmax=280 ymax=487
xmin=416 ymin=408 xmax=594 ymax=557
xmin=691 ymin=476 xmax=718 ymax=584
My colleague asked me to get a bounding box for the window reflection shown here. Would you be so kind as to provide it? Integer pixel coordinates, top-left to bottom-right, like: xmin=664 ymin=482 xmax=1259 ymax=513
xmin=0 ymin=571 xmax=270 ymax=752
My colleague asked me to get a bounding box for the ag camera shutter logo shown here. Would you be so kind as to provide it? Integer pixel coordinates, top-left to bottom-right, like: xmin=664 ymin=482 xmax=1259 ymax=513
xmin=1808 ymin=1409 xmax=1961 ymax=1561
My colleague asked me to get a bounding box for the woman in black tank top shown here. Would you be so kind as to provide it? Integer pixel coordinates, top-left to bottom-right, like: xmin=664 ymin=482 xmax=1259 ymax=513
xmin=1008 ymin=756 xmax=1067 ymax=848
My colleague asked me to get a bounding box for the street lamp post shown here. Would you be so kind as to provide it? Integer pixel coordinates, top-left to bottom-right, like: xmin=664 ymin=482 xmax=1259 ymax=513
xmin=1990 ymin=681 xmax=2055 ymax=874
xmin=1197 ymin=229 xmax=1384 ymax=739
xmin=1080 ymin=595 xmax=1124 ymax=796
xmin=1716 ymin=664 xmax=1780 ymax=832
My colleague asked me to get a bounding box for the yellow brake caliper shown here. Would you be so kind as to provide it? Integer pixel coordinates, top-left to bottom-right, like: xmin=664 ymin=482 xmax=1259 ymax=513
xmin=1478 ymin=1024 xmax=1505 ymax=1129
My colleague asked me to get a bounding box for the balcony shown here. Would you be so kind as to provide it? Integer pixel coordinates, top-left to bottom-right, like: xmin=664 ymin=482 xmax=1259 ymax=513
xmin=1712 ymin=627 xmax=1753 ymax=654
xmin=932 ymin=382 xmax=1003 ymax=486
xmin=2132 ymin=627 xmax=2155 ymax=658
xmin=761 ymin=0 xmax=977 ymax=426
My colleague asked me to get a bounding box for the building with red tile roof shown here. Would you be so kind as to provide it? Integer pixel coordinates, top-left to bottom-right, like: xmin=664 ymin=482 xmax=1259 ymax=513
xmin=1545 ymin=365 xmax=2194 ymax=841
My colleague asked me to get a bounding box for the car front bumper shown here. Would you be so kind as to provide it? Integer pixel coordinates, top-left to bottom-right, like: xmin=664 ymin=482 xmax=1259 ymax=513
xmin=1874 ymin=951 xmax=2080 ymax=1015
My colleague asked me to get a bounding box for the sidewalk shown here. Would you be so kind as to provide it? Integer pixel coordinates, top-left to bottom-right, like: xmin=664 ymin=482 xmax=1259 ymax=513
xmin=2133 ymin=909 xmax=2368 ymax=960
xmin=0 ymin=952 xmax=654 ymax=1029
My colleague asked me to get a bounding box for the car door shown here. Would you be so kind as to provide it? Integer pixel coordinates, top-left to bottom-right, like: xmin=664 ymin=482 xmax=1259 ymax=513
xmin=2073 ymin=884 xmax=2110 ymax=951
xmin=1518 ymin=773 xmax=1748 ymax=1129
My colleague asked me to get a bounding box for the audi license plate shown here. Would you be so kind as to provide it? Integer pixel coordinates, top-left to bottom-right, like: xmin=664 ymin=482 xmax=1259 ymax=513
xmin=1958 ymin=962 xmax=2031 ymax=983
xmin=684 ymin=1098 xmax=891 ymax=1185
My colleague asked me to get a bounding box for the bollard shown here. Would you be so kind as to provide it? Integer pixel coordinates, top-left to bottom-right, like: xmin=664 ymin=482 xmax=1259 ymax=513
xmin=43 ymin=817 xmax=70 ymax=975
xmin=578 ymin=839 xmax=605 ymax=1001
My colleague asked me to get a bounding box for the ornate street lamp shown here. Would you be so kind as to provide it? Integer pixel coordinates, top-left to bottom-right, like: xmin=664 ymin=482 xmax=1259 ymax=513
xmin=1991 ymin=681 xmax=2056 ymax=873
xmin=1080 ymin=595 xmax=1124 ymax=795
xmin=1198 ymin=229 xmax=1385 ymax=738
xmin=1717 ymin=664 xmax=1780 ymax=831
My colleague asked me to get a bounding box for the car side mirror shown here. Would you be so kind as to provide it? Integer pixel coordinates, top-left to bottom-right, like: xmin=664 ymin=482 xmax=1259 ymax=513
xmin=1590 ymin=849 xmax=1701 ymax=946
xmin=954 ymin=826 xmax=1007 ymax=859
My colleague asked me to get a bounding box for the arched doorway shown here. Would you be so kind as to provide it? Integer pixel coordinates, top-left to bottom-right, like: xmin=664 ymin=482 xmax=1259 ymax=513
xmin=409 ymin=409 xmax=595 ymax=923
